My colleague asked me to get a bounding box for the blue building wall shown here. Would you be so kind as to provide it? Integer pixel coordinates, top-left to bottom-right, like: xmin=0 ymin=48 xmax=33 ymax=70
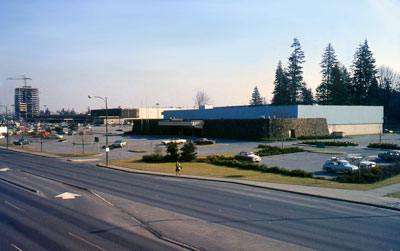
xmin=163 ymin=105 xmax=383 ymax=125
xmin=163 ymin=105 xmax=297 ymax=120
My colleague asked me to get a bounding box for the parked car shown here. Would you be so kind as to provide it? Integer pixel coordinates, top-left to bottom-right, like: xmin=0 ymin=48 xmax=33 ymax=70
xmin=346 ymin=155 xmax=376 ymax=168
xmin=13 ymin=139 xmax=31 ymax=145
xmin=161 ymin=138 xmax=187 ymax=145
xmin=112 ymin=140 xmax=127 ymax=148
xmin=378 ymin=150 xmax=400 ymax=161
xmin=194 ymin=138 xmax=216 ymax=145
xmin=235 ymin=151 xmax=261 ymax=162
xmin=323 ymin=158 xmax=358 ymax=173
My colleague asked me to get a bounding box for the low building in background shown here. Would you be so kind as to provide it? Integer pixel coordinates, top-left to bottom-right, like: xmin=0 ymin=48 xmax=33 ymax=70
xmin=148 ymin=105 xmax=383 ymax=139
xmin=90 ymin=107 xmax=172 ymax=125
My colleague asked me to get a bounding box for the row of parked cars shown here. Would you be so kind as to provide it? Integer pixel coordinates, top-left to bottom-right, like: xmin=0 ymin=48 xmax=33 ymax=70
xmin=161 ymin=138 xmax=216 ymax=145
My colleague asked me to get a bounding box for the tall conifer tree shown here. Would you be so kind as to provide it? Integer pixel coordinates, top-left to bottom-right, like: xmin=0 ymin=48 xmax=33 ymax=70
xmin=271 ymin=61 xmax=290 ymax=105
xmin=316 ymin=43 xmax=338 ymax=104
xmin=351 ymin=40 xmax=377 ymax=105
xmin=287 ymin=38 xmax=305 ymax=104
xmin=250 ymin=86 xmax=263 ymax=106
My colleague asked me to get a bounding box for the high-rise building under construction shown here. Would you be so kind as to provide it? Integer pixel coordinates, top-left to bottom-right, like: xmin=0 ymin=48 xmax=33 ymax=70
xmin=14 ymin=86 xmax=40 ymax=120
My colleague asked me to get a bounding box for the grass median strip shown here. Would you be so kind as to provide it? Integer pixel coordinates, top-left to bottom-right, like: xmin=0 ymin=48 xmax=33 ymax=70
xmin=385 ymin=191 xmax=400 ymax=198
xmin=58 ymin=152 xmax=99 ymax=157
xmin=109 ymin=158 xmax=400 ymax=190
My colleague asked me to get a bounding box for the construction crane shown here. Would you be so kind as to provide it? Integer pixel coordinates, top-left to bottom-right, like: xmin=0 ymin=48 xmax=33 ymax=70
xmin=7 ymin=75 xmax=32 ymax=87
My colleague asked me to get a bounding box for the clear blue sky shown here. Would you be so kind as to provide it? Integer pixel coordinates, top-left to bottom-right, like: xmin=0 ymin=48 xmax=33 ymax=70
xmin=1 ymin=0 xmax=399 ymax=112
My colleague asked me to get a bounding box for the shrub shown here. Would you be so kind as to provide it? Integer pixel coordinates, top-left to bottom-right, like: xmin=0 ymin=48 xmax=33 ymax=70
xmin=300 ymin=141 xmax=358 ymax=147
xmin=297 ymin=135 xmax=342 ymax=140
xmin=335 ymin=164 xmax=400 ymax=184
xmin=205 ymin=155 xmax=313 ymax=178
xmin=142 ymin=154 xmax=165 ymax=163
xmin=367 ymin=143 xmax=400 ymax=149
xmin=180 ymin=141 xmax=197 ymax=161
xmin=165 ymin=142 xmax=179 ymax=161
xmin=256 ymin=145 xmax=305 ymax=156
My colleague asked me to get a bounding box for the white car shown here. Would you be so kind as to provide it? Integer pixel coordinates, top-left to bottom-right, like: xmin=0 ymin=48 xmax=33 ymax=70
xmin=161 ymin=138 xmax=187 ymax=145
xmin=112 ymin=140 xmax=127 ymax=148
xmin=346 ymin=155 xmax=376 ymax=168
xmin=323 ymin=158 xmax=358 ymax=173
xmin=235 ymin=151 xmax=262 ymax=162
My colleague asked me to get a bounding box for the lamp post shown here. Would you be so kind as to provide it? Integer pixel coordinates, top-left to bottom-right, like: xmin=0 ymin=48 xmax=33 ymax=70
xmin=88 ymin=95 xmax=109 ymax=166
xmin=156 ymin=103 xmax=160 ymax=119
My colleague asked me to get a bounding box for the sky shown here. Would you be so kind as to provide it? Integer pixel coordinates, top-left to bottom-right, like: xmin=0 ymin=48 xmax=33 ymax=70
xmin=0 ymin=0 xmax=399 ymax=112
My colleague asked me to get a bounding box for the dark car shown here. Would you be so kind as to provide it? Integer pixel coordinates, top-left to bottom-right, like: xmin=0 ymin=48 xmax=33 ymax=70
xmin=378 ymin=150 xmax=400 ymax=161
xmin=13 ymin=139 xmax=30 ymax=145
xmin=194 ymin=138 xmax=216 ymax=145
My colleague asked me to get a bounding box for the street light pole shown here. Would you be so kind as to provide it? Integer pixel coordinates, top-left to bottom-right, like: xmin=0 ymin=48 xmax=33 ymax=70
xmin=88 ymin=95 xmax=109 ymax=166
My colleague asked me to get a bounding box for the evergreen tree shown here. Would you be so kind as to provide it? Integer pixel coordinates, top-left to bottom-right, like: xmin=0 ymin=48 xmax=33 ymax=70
xmin=165 ymin=143 xmax=179 ymax=161
xmin=250 ymin=86 xmax=263 ymax=106
xmin=287 ymin=38 xmax=305 ymax=104
xmin=180 ymin=141 xmax=197 ymax=161
xmin=316 ymin=43 xmax=338 ymax=104
xmin=329 ymin=64 xmax=350 ymax=105
xmin=300 ymin=86 xmax=314 ymax=105
xmin=367 ymin=78 xmax=380 ymax=105
xmin=271 ymin=61 xmax=290 ymax=105
xmin=351 ymin=40 xmax=377 ymax=105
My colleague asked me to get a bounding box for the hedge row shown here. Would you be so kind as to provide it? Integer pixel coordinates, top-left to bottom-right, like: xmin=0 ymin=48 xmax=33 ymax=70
xmin=300 ymin=141 xmax=358 ymax=147
xmin=256 ymin=145 xmax=305 ymax=156
xmin=336 ymin=164 xmax=400 ymax=183
xmin=367 ymin=143 xmax=400 ymax=149
xmin=297 ymin=135 xmax=343 ymax=140
xmin=205 ymin=155 xmax=313 ymax=178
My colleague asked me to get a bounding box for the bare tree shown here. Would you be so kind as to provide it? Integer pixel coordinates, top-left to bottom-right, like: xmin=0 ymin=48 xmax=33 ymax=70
xmin=194 ymin=91 xmax=211 ymax=107
xmin=74 ymin=129 xmax=93 ymax=153
xmin=378 ymin=66 xmax=400 ymax=91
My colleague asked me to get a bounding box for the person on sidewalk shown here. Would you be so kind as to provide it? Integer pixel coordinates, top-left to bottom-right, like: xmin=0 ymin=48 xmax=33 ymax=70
xmin=176 ymin=161 xmax=182 ymax=176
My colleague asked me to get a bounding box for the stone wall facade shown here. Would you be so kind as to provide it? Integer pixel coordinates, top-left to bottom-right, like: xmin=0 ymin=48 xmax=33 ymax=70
xmin=268 ymin=118 xmax=329 ymax=139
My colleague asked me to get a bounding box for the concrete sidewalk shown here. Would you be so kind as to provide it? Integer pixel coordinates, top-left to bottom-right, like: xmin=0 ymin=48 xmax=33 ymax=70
xmin=97 ymin=163 xmax=400 ymax=211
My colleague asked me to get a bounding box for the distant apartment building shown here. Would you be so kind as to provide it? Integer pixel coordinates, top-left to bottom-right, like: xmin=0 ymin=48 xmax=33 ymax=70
xmin=14 ymin=86 xmax=40 ymax=120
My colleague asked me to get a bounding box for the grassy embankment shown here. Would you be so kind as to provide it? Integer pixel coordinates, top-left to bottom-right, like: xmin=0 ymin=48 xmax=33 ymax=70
xmin=110 ymin=156 xmax=400 ymax=191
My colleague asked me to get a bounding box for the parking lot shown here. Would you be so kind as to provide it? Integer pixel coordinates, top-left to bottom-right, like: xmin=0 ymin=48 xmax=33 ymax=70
xmin=2 ymin=125 xmax=399 ymax=174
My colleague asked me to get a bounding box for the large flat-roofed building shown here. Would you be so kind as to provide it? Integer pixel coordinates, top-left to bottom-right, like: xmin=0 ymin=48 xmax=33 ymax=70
xmin=14 ymin=86 xmax=40 ymax=120
xmin=160 ymin=105 xmax=383 ymax=138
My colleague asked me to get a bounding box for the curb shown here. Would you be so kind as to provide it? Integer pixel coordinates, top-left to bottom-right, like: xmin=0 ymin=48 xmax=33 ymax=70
xmin=0 ymin=146 xmax=60 ymax=158
xmin=96 ymin=163 xmax=400 ymax=212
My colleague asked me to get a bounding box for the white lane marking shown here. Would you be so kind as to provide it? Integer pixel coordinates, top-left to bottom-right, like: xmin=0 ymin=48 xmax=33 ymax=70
xmin=0 ymin=168 xmax=10 ymax=172
xmin=10 ymin=243 xmax=23 ymax=251
xmin=69 ymin=232 xmax=106 ymax=251
xmin=55 ymin=192 xmax=81 ymax=200
xmin=5 ymin=201 xmax=24 ymax=212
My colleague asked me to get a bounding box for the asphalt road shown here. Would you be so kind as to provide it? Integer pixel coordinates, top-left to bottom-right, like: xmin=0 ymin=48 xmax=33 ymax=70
xmin=1 ymin=149 xmax=400 ymax=250
xmin=0 ymin=160 xmax=183 ymax=251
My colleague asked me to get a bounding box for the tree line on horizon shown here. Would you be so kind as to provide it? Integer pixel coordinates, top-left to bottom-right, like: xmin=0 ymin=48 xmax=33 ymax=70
xmin=249 ymin=38 xmax=400 ymax=121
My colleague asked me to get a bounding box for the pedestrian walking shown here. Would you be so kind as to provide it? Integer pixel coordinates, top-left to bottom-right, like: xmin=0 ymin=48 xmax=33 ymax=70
xmin=176 ymin=161 xmax=182 ymax=176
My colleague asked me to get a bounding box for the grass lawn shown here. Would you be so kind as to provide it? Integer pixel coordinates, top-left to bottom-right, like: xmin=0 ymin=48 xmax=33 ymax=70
xmin=110 ymin=158 xmax=400 ymax=191
xmin=385 ymin=191 xmax=400 ymax=198
xmin=58 ymin=152 xmax=99 ymax=157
